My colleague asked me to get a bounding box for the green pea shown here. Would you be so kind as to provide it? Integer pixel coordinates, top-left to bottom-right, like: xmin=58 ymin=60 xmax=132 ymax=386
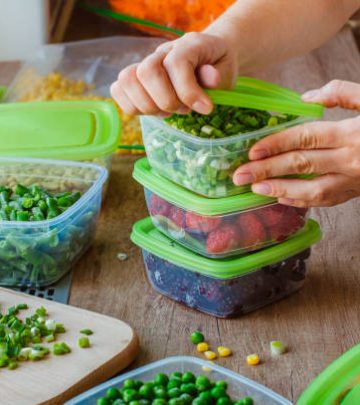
xmin=113 ymin=400 xmax=126 ymax=405
xmin=235 ymin=398 xmax=253 ymax=405
xmin=216 ymin=398 xmax=231 ymax=405
xmin=152 ymin=399 xmax=167 ymax=405
xmin=199 ymin=391 xmax=213 ymax=404
xmin=170 ymin=372 xmax=183 ymax=379
xmin=154 ymin=387 xmax=168 ymax=399
xmin=190 ymin=331 xmax=205 ymax=345
xmin=182 ymin=372 xmax=196 ymax=383
xmin=106 ymin=387 xmax=121 ymax=400
xmin=196 ymin=376 xmax=211 ymax=391
xmin=169 ymin=399 xmax=184 ymax=405
xmin=97 ymin=399 xmax=110 ymax=405
xmin=215 ymin=382 xmax=227 ymax=390
xmin=154 ymin=373 xmax=169 ymax=387
xmin=123 ymin=388 xmax=139 ymax=403
xmin=129 ymin=401 xmax=142 ymax=405
xmin=210 ymin=388 xmax=227 ymax=400
xmin=180 ymin=383 xmax=197 ymax=396
xmin=179 ymin=393 xmax=193 ymax=404
xmin=168 ymin=387 xmax=181 ymax=398
xmin=192 ymin=399 xmax=208 ymax=405
xmin=139 ymin=383 xmax=155 ymax=399
xmin=168 ymin=379 xmax=182 ymax=390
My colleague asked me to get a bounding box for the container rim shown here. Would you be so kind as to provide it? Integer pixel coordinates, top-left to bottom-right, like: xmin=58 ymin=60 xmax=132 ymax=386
xmin=65 ymin=355 xmax=292 ymax=405
xmin=0 ymin=157 xmax=108 ymax=229
xmin=142 ymin=115 xmax=312 ymax=147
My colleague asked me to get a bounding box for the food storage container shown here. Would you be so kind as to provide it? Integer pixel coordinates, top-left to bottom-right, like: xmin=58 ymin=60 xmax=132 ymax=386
xmin=66 ymin=356 xmax=292 ymax=405
xmin=133 ymin=158 xmax=308 ymax=258
xmin=141 ymin=77 xmax=323 ymax=198
xmin=298 ymin=343 xmax=360 ymax=405
xmin=131 ymin=217 xmax=321 ymax=318
xmin=0 ymin=157 xmax=107 ymax=287
xmin=0 ymin=100 xmax=118 ymax=194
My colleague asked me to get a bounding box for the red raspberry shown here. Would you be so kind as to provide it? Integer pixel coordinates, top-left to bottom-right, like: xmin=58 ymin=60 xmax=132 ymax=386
xmin=185 ymin=212 xmax=221 ymax=233
xmin=150 ymin=194 xmax=171 ymax=217
xmin=270 ymin=210 xmax=305 ymax=241
xmin=206 ymin=224 xmax=239 ymax=254
xmin=169 ymin=206 xmax=185 ymax=228
xmin=257 ymin=204 xmax=286 ymax=227
xmin=237 ymin=212 xmax=267 ymax=248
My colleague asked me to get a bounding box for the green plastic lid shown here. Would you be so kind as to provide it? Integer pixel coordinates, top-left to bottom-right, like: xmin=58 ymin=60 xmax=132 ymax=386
xmin=0 ymin=100 xmax=120 ymax=160
xmin=206 ymin=77 xmax=323 ymax=119
xmin=298 ymin=344 xmax=360 ymax=405
xmin=131 ymin=217 xmax=321 ymax=279
xmin=133 ymin=158 xmax=276 ymax=215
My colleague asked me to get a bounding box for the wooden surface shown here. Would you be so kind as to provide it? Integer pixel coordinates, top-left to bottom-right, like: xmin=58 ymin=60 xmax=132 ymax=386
xmin=1 ymin=27 xmax=360 ymax=404
xmin=0 ymin=288 xmax=139 ymax=405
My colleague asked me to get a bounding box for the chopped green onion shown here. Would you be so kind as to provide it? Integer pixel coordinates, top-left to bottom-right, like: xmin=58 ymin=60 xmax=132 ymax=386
xmin=270 ymin=340 xmax=286 ymax=356
xmin=78 ymin=337 xmax=90 ymax=348
xmin=80 ymin=328 xmax=93 ymax=336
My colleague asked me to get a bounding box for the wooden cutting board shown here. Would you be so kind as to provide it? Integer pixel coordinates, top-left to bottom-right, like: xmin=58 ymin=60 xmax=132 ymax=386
xmin=0 ymin=287 xmax=139 ymax=405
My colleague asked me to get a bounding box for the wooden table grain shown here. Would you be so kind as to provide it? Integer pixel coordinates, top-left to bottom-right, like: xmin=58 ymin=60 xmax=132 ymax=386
xmin=1 ymin=27 xmax=360 ymax=403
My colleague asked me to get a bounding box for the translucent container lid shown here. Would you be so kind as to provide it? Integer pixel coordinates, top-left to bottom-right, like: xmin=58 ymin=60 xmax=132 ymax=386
xmin=133 ymin=158 xmax=275 ymax=215
xmin=66 ymin=356 xmax=292 ymax=405
xmin=0 ymin=100 xmax=120 ymax=160
xmin=131 ymin=217 xmax=321 ymax=279
xmin=298 ymin=343 xmax=360 ymax=405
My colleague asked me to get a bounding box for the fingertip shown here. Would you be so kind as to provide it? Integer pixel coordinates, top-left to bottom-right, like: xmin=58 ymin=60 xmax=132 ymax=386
xmin=198 ymin=64 xmax=221 ymax=89
xmin=301 ymin=89 xmax=321 ymax=103
xmin=192 ymin=100 xmax=213 ymax=115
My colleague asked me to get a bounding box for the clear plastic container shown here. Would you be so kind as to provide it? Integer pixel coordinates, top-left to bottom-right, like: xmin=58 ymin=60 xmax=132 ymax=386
xmin=134 ymin=157 xmax=308 ymax=258
xmin=0 ymin=158 xmax=107 ymax=287
xmin=141 ymin=115 xmax=311 ymax=198
xmin=66 ymin=356 xmax=292 ymax=405
xmin=131 ymin=218 xmax=321 ymax=318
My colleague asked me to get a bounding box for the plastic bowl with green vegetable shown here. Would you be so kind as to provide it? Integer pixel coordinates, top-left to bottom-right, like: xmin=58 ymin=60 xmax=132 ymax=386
xmin=0 ymin=158 xmax=107 ymax=287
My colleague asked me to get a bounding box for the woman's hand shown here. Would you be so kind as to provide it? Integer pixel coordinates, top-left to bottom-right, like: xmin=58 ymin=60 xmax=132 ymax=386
xmin=233 ymin=80 xmax=360 ymax=208
xmin=110 ymin=32 xmax=238 ymax=116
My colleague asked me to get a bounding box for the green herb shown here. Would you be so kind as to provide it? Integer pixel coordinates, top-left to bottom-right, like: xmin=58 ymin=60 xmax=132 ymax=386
xmin=78 ymin=337 xmax=90 ymax=348
xmin=53 ymin=342 xmax=71 ymax=356
xmin=80 ymin=328 xmax=93 ymax=336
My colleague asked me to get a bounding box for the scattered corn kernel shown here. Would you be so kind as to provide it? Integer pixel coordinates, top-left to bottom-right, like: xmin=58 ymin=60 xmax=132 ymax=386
xmin=204 ymin=350 xmax=217 ymax=360
xmin=270 ymin=340 xmax=286 ymax=357
xmin=197 ymin=342 xmax=209 ymax=352
xmin=202 ymin=361 xmax=214 ymax=372
xmin=217 ymin=346 xmax=232 ymax=357
xmin=246 ymin=353 xmax=260 ymax=366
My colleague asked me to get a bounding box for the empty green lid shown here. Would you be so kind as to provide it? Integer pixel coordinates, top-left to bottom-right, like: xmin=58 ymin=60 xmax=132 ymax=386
xmin=131 ymin=217 xmax=321 ymax=279
xmin=0 ymin=100 xmax=120 ymax=160
xmin=298 ymin=344 xmax=360 ymax=405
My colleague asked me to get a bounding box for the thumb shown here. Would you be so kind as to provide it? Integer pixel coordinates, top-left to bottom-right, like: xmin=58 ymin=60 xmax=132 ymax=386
xmin=302 ymin=80 xmax=360 ymax=110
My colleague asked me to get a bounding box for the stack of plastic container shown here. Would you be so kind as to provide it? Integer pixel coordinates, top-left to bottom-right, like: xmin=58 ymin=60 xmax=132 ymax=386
xmin=131 ymin=77 xmax=324 ymax=318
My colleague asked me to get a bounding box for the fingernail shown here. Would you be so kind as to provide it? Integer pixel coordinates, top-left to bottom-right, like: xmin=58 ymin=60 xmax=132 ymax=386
xmin=251 ymin=149 xmax=269 ymax=160
xmin=176 ymin=106 xmax=191 ymax=115
xmin=252 ymin=183 xmax=272 ymax=195
xmin=302 ymin=89 xmax=320 ymax=101
xmin=234 ymin=172 xmax=254 ymax=185
xmin=192 ymin=100 xmax=212 ymax=114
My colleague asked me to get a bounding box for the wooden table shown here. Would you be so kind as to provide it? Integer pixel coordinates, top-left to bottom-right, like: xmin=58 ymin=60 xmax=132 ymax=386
xmin=1 ymin=27 xmax=360 ymax=403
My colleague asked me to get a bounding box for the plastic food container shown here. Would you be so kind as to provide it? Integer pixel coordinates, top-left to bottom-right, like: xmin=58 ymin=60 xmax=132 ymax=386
xmin=298 ymin=343 xmax=360 ymax=405
xmin=0 ymin=158 xmax=107 ymax=287
xmin=141 ymin=77 xmax=324 ymax=198
xmin=66 ymin=356 xmax=292 ymax=405
xmin=131 ymin=217 xmax=321 ymax=318
xmin=133 ymin=158 xmax=308 ymax=258
xmin=0 ymin=100 xmax=118 ymax=195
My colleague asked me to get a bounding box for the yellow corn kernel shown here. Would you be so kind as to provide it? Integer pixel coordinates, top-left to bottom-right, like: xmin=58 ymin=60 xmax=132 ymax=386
xmin=217 ymin=346 xmax=232 ymax=357
xmin=246 ymin=353 xmax=260 ymax=366
xmin=204 ymin=350 xmax=217 ymax=360
xmin=197 ymin=342 xmax=209 ymax=353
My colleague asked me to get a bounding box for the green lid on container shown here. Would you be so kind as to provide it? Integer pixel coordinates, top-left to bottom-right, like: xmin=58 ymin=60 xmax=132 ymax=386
xmin=206 ymin=77 xmax=324 ymax=119
xmin=0 ymin=100 xmax=120 ymax=160
xmin=133 ymin=158 xmax=276 ymax=215
xmin=131 ymin=217 xmax=321 ymax=279
xmin=298 ymin=344 xmax=360 ymax=405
